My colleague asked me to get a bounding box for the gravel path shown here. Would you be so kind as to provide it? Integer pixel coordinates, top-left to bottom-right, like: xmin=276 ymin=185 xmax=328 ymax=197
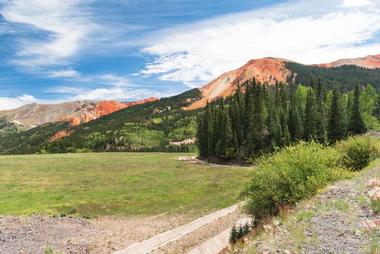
xmin=188 ymin=216 xmax=251 ymax=254
xmin=152 ymin=210 xmax=244 ymax=254
xmin=114 ymin=204 xmax=240 ymax=254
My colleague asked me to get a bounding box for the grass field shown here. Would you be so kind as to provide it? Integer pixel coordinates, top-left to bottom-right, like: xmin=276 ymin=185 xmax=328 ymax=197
xmin=0 ymin=153 xmax=252 ymax=217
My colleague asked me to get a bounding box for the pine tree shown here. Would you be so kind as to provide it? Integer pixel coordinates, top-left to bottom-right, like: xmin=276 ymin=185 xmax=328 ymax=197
xmin=229 ymin=225 xmax=238 ymax=244
xmin=348 ymin=83 xmax=367 ymax=134
xmin=328 ymin=89 xmax=344 ymax=143
xmin=237 ymin=225 xmax=244 ymax=239
xmin=205 ymin=102 xmax=214 ymax=157
xmin=280 ymin=110 xmax=291 ymax=146
xmin=304 ymin=90 xmax=316 ymax=141
xmin=315 ymin=80 xmax=326 ymax=143
xmin=243 ymin=223 xmax=250 ymax=235
xmin=244 ymin=82 xmax=254 ymax=156
xmin=196 ymin=115 xmax=206 ymax=157
xmin=288 ymin=94 xmax=302 ymax=142
xmin=252 ymin=82 xmax=266 ymax=153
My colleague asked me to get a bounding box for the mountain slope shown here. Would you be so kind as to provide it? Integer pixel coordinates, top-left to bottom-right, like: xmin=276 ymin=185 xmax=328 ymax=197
xmin=0 ymin=97 xmax=158 ymax=130
xmin=318 ymin=54 xmax=380 ymax=69
xmin=0 ymin=89 xmax=201 ymax=154
xmin=186 ymin=57 xmax=292 ymax=110
xmin=187 ymin=54 xmax=380 ymax=109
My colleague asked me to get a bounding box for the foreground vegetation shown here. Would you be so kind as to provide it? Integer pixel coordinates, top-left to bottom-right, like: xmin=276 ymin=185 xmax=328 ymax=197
xmin=0 ymin=153 xmax=252 ymax=217
xmin=244 ymin=136 xmax=380 ymax=224
xmin=225 ymin=136 xmax=380 ymax=248
xmin=231 ymin=156 xmax=380 ymax=253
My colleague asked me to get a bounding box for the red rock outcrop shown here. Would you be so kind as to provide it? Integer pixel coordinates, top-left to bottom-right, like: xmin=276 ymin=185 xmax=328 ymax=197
xmin=47 ymin=97 xmax=159 ymax=142
xmin=186 ymin=57 xmax=292 ymax=110
xmin=124 ymin=97 xmax=158 ymax=108
xmin=95 ymin=101 xmax=127 ymax=118
xmin=49 ymin=130 xmax=72 ymax=142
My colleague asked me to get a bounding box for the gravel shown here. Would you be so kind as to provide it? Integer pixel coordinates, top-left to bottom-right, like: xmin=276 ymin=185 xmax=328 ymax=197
xmin=0 ymin=213 xmax=190 ymax=254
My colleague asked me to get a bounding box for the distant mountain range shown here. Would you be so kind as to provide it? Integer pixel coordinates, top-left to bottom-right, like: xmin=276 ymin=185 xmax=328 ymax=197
xmin=0 ymin=97 xmax=158 ymax=130
xmin=1 ymin=54 xmax=380 ymax=154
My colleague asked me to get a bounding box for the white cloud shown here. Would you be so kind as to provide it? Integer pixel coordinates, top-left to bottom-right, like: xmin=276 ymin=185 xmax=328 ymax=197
xmin=141 ymin=0 xmax=380 ymax=87
xmin=341 ymin=0 xmax=373 ymax=8
xmin=48 ymin=68 xmax=80 ymax=78
xmin=1 ymin=0 xmax=96 ymax=68
xmin=0 ymin=94 xmax=39 ymax=110
xmin=98 ymin=74 xmax=131 ymax=87
xmin=70 ymin=87 xmax=159 ymax=101
xmin=0 ymin=85 xmax=160 ymax=110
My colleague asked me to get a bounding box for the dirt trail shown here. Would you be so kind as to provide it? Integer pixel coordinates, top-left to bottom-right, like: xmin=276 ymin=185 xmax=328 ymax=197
xmin=113 ymin=204 xmax=241 ymax=254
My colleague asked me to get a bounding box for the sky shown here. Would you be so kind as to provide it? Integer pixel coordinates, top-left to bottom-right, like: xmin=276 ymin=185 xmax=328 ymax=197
xmin=0 ymin=0 xmax=380 ymax=110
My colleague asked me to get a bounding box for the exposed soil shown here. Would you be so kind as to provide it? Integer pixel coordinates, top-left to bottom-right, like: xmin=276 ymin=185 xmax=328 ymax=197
xmin=151 ymin=209 xmax=242 ymax=254
xmin=0 ymin=214 xmax=190 ymax=254
xmin=177 ymin=156 xmax=252 ymax=168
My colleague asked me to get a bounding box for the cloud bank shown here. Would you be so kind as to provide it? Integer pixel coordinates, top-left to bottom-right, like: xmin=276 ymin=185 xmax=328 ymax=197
xmin=0 ymin=94 xmax=40 ymax=110
xmin=1 ymin=0 xmax=96 ymax=69
xmin=141 ymin=0 xmax=380 ymax=87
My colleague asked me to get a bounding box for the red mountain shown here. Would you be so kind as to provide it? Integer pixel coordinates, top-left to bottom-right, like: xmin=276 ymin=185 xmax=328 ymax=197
xmin=186 ymin=54 xmax=380 ymax=109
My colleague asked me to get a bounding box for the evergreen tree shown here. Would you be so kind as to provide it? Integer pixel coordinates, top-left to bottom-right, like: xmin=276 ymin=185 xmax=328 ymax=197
xmin=288 ymin=94 xmax=302 ymax=141
xmin=328 ymin=89 xmax=344 ymax=143
xmin=196 ymin=115 xmax=206 ymax=157
xmin=205 ymin=102 xmax=214 ymax=157
xmin=315 ymin=80 xmax=327 ymax=143
xmin=229 ymin=225 xmax=238 ymax=244
xmin=348 ymin=83 xmax=367 ymax=134
xmin=252 ymin=83 xmax=266 ymax=153
xmin=244 ymin=84 xmax=254 ymax=155
xmin=304 ymin=90 xmax=316 ymax=140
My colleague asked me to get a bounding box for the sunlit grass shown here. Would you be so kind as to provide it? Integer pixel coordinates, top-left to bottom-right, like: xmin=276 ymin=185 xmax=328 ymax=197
xmin=0 ymin=153 xmax=252 ymax=217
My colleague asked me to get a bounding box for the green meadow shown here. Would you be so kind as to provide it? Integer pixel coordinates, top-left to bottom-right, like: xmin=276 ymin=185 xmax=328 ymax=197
xmin=0 ymin=153 xmax=252 ymax=217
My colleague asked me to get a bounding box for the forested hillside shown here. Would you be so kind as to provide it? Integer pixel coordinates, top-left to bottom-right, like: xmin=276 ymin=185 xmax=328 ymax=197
xmin=287 ymin=63 xmax=380 ymax=91
xmin=0 ymin=89 xmax=201 ymax=154
xmin=0 ymin=118 xmax=18 ymax=137
xmin=197 ymin=79 xmax=378 ymax=161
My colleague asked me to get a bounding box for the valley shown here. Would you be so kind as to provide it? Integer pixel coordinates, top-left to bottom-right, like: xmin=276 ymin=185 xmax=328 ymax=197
xmin=3 ymin=1 xmax=380 ymax=253
xmin=2 ymin=55 xmax=380 ymax=156
xmin=1 ymin=55 xmax=380 ymax=254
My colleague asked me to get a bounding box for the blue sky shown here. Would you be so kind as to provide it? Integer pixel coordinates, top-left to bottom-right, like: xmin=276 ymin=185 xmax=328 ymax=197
xmin=0 ymin=0 xmax=380 ymax=109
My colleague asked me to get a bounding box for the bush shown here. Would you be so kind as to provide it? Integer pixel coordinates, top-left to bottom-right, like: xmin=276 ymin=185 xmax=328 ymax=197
xmin=336 ymin=136 xmax=380 ymax=171
xmin=244 ymin=142 xmax=347 ymax=221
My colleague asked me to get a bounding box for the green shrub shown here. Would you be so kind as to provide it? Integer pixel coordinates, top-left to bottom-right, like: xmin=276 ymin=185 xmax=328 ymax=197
xmin=244 ymin=142 xmax=347 ymax=221
xmin=371 ymin=200 xmax=380 ymax=214
xmin=336 ymin=136 xmax=380 ymax=171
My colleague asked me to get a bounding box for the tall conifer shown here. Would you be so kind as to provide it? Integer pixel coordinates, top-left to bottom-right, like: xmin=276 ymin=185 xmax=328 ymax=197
xmin=328 ymin=89 xmax=344 ymax=143
xmin=348 ymin=83 xmax=367 ymax=134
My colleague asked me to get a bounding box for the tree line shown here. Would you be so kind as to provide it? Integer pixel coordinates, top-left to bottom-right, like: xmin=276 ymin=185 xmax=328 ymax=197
xmin=197 ymin=79 xmax=371 ymax=160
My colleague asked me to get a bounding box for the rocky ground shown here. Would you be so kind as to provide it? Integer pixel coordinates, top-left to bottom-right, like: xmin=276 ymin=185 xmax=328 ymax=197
xmin=0 ymin=213 xmax=191 ymax=254
xmin=230 ymin=163 xmax=380 ymax=254
xmin=0 ymin=208 xmax=244 ymax=254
